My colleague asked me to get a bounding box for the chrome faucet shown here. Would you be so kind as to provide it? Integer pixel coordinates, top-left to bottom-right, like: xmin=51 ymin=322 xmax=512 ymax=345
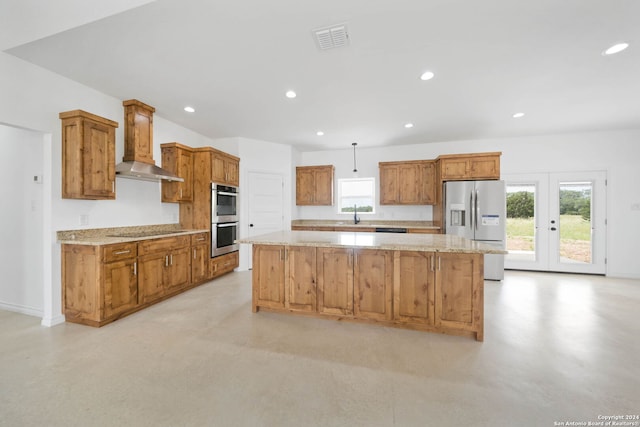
xmin=354 ymin=204 xmax=360 ymax=224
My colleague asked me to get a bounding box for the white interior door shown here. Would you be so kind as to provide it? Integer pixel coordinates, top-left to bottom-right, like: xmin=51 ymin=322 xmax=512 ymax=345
xmin=504 ymin=171 xmax=606 ymax=274
xmin=247 ymin=171 xmax=284 ymax=266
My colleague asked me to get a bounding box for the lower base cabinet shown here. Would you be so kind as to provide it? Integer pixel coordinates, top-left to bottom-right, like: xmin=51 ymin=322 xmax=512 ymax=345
xmin=62 ymin=234 xmax=235 ymax=327
xmin=251 ymin=244 xmax=484 ymax=340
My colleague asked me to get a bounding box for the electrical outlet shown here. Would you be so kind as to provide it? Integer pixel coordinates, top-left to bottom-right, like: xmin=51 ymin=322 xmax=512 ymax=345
xmin=79 ymin=214 xmax=89 ymax=226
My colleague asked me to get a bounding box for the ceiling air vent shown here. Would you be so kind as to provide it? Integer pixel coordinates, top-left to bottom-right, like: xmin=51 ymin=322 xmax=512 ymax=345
xmin=313 ymin=23 xmax=349 ymax=50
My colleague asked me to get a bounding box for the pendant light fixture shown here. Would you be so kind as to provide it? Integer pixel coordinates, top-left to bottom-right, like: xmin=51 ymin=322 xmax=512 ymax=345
xmin=352 ymin=142 xmax=358 ymax=173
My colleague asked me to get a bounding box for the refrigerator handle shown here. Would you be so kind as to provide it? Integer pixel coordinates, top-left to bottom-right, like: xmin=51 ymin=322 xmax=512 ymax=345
xmin=469 ymin=191 xmax=474 ymax=230
xmin=474 ymin=189 xmax=479 ymax=230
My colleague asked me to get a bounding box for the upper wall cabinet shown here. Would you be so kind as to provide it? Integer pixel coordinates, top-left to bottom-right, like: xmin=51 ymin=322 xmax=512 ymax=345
xmin=212 ymin=151 xmax=240 ymax=187
xmin=161 ymin=142 xmax=194 ymax=203
xmin=296 ymin=165 xmax=334 ymax=206
xmin=60 ymin=110 xmax=118 ymax=200
xmin=437 ymin=152 xmax=501 ymax=181
xmin=122 ymin=99 xmax=155 ymax=164
xmin=379 ymin=160 xmax=435 ymax=205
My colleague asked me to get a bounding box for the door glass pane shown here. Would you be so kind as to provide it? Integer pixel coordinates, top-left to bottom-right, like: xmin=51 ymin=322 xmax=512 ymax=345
xmin=506 ymin=184 xmax=536 ymax=262
xmin=558 ymin=182 xmax=592 ymax=264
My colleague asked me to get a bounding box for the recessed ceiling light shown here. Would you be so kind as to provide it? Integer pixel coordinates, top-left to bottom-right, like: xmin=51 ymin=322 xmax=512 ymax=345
xmin=285 ymin=90 xmax=297 ymax=99
xmin=404 ymin=123 xmax=414 ymax=128
xmin=184 ymin=106 xmax=195 ymax=113
xmin=420 ymin=71 xmax=435 ymax=81
xmin=316 ymin=131 xmax=324 ymax=136
xmin=602 ymin=42 xmax=629 ymax=56
xmin=512 ymin=112 xmax=525 ymax=118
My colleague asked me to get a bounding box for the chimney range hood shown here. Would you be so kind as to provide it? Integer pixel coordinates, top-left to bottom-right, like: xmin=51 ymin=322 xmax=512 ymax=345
xmin=115 ymin=99 xmax=184 ymax=183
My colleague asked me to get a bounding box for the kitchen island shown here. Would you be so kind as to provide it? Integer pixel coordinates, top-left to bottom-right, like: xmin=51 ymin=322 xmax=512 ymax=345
xmin=237 ymin=230 xmax=505 ymax=341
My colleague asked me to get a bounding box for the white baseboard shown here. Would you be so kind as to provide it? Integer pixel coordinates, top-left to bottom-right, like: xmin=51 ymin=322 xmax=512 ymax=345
xmin=41 ymin=314 xmax=65 ymax=327
xmin=0 ymin=301 xmax=43 ymax=318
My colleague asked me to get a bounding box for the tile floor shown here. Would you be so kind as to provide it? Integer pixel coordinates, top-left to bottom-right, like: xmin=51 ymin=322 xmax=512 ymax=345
xmin=1 ymin=270 xmax=639 ymax=427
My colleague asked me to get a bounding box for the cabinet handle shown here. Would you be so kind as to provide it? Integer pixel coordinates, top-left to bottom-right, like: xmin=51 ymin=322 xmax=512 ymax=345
xmin=438 ymin=256 xmax=441 ymax=271
xmin=170 ymin=254 xmax=173 ymax=265
xmin=133 ymin=261 xmax=137 ymax=275
xmin=165 ymin=255 xmax=169 ymax=267
xmin=180 ymin=188 xmax=183 ymax=198
xmin=112 ymin=181 xmax=115 ymax=193
xmin=197 ymin=237 xmax=206 ymax=241
xmin=193 ymin=249 xmax=197 ymax=259
xmin=430 ymin=255 xmax=434 ymax=272
xmin=114 ymin=250 xmax=131 ymax=255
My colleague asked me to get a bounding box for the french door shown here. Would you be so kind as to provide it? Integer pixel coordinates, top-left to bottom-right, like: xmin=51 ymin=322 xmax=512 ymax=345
xmin=503 ymin=171 xmax=607 ymax=274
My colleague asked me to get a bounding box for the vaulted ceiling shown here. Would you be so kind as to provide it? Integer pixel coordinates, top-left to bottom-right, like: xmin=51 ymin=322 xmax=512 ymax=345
xmin=4 ymin=0 xmax=639 ymax=151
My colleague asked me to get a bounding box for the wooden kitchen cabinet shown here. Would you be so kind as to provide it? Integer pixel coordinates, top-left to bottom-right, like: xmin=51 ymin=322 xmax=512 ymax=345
xmin=191 ymin=232 xmax=210 ymax=284
xmin=316 ymin=247 xmax=353 ymax=315
xmin=379 ymin=160 xmax=435 ymax=205
xmin=212 ymin=151 xmax=240 ymax=187
xmin=138 ymin=236 xmax=191 ymax=304
xmin=210 ymin=250 xmax=239 ymax=279
xmin=353 ymin=249 xmax=393 ymax=321
xmin=296 ymin=165 xmax=334 ymax=206
xmin=252 ymin=245 xmax=286 ymax=311
xmin=161 ymin=143 xmax=193 ymax=203
xmin=285 ymin=246 xmax=317 ymax=312
xmin=434 ymin=252 xmax=484 ymax=339
xmin=122 ymin=99 xmax=155 ymax=164
xmin=394 ymin=251 xmax=434 ymax=325
xmin=62 ymin=242 xmax=137 ymax=326
xmin=437 ymin=152 xmax=501 ymax=180
xmin=59 ymin=110 xmax=118 ymax=200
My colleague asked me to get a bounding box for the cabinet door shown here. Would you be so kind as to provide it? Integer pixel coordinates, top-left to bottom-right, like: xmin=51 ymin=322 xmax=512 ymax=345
xmin=468 ymin=156 xmax=500 ymax=179
xmin=104 ymin=259 xmax=138 ymax=318
xmin=166 ymin=247 xmax=191 ymax=292
xmin=82 ymin=120 xmax=116 ymax=199
xmin=440 ymin=158 xmax=469 ymax=180
xmin=317 ymin=248 xmax=353 ymax=315
xmin=434 ymin=253 xmax=483 ymax=335
xmin=420 ymin=162 xmax=436 ymax=204
xmin=398 ymin=163 xmax=421 ymax=204
xmin=138 ymin=252 xmax=166 ymax=304
xmin=394 ymin=251 xmax=434 ymax=324
xmin=295 ymin=168 xmax=314 ymax=205
xmin=162 ymin=146 xmax=193 ymax=202
xmin=123 ymin=103 xmax=154 ymax=164
xmin=252 ymin=245 xmax=285 ymax=310
xmin=211 ymin=153 xmax=226 ymax=184
xmin=191 ymin=244 xmax=209 ymax=284
xmin=379 ymin=164 xmax=399 ymax=205
xmin=354 ymin=249 xmax=393 ymax=321
xmin=313 ymin=168 xmax=333 ymax=205
xmin=226 ymin=158 xmax=239 ymax=186
xmin=286 ymin=246 xmax=316 ymax=312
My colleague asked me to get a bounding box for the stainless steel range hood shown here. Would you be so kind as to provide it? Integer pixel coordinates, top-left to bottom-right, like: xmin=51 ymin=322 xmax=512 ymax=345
xmin=115 ymin=161 xmax=184 ymax=182
xmin=115 ymin=99 xmax=184 ymax=183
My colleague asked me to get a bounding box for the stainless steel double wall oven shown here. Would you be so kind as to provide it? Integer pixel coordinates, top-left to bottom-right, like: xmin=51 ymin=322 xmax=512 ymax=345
xmin=211 ymin=183 xmax=239 ymax=257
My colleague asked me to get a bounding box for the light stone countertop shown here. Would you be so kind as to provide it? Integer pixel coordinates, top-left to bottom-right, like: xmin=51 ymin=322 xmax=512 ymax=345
xmin=237 ymin=230 xmax=506 ymax=254
xmin=57 ymin=224 xmax=209 ymax=246
xmin=291 ymin=219 xmax=440 ymax=230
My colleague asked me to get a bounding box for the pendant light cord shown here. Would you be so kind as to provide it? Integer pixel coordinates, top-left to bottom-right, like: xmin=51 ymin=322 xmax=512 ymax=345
xmin=352 ymin=142 xmax=358 ymax=172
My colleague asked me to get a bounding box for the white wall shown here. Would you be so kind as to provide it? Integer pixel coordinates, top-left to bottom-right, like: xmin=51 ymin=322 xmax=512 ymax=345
xmin=0 ymin=125 xmax=44 ymax=315
xmin=237 ymin=137 xmax=293 ymax=270
xmin=297 ymin=130 xmax=640 ymax=279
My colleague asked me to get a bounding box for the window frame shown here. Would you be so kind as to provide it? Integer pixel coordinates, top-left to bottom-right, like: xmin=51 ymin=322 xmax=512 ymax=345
xmin=336 ymin=177 xmax=376 ymax=215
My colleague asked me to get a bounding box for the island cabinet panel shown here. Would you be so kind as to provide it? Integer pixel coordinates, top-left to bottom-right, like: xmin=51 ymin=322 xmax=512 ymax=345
xmin=286 ymin=246 xmax=317 ymax=312
xmin=434 ymin=253 xmax=483 ymax=337
xmin=393 ymin=251 xmax=434 ymax=324
xmin=354 ymin=250 xmax=393 ymax=321
xmin=252 ymin=245 xmax=286 ymax=311
xmin=317 ymin=248 xmax=353 ymax=315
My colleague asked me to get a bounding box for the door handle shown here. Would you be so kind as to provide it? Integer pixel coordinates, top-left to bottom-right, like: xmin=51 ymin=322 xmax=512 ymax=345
xmin=550 ymin=227 xmax=557 ymax=231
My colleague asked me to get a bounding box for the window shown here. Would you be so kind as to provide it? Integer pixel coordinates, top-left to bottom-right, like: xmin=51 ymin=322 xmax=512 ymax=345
xmin=338 ymin=177 xmax=375 ymax=214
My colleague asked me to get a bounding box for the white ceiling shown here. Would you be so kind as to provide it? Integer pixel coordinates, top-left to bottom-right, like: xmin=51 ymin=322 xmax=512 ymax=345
xmin=4 ymin=0 xmax=640 ymax=151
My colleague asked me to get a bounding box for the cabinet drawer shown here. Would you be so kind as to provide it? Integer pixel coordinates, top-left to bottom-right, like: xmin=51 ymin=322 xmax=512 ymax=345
xmin=211 ymin=251 xmax=238 ymax=275
xmin=138 ymin=236 xmax=190 ymax=255
xmin=103 ymin=243 xmax=137 ymax=262
xmin=191 ymin=232 xmax=209 ymax=245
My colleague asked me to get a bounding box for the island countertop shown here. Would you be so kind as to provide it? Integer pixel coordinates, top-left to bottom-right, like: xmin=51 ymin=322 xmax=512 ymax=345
xmin=237 ymin=230 xmax=505 ymax=254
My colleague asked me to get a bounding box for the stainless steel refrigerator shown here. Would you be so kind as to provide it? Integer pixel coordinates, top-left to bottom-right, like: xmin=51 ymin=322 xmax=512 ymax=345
xmin=443 ymin=180 xmax=506 ymax=280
